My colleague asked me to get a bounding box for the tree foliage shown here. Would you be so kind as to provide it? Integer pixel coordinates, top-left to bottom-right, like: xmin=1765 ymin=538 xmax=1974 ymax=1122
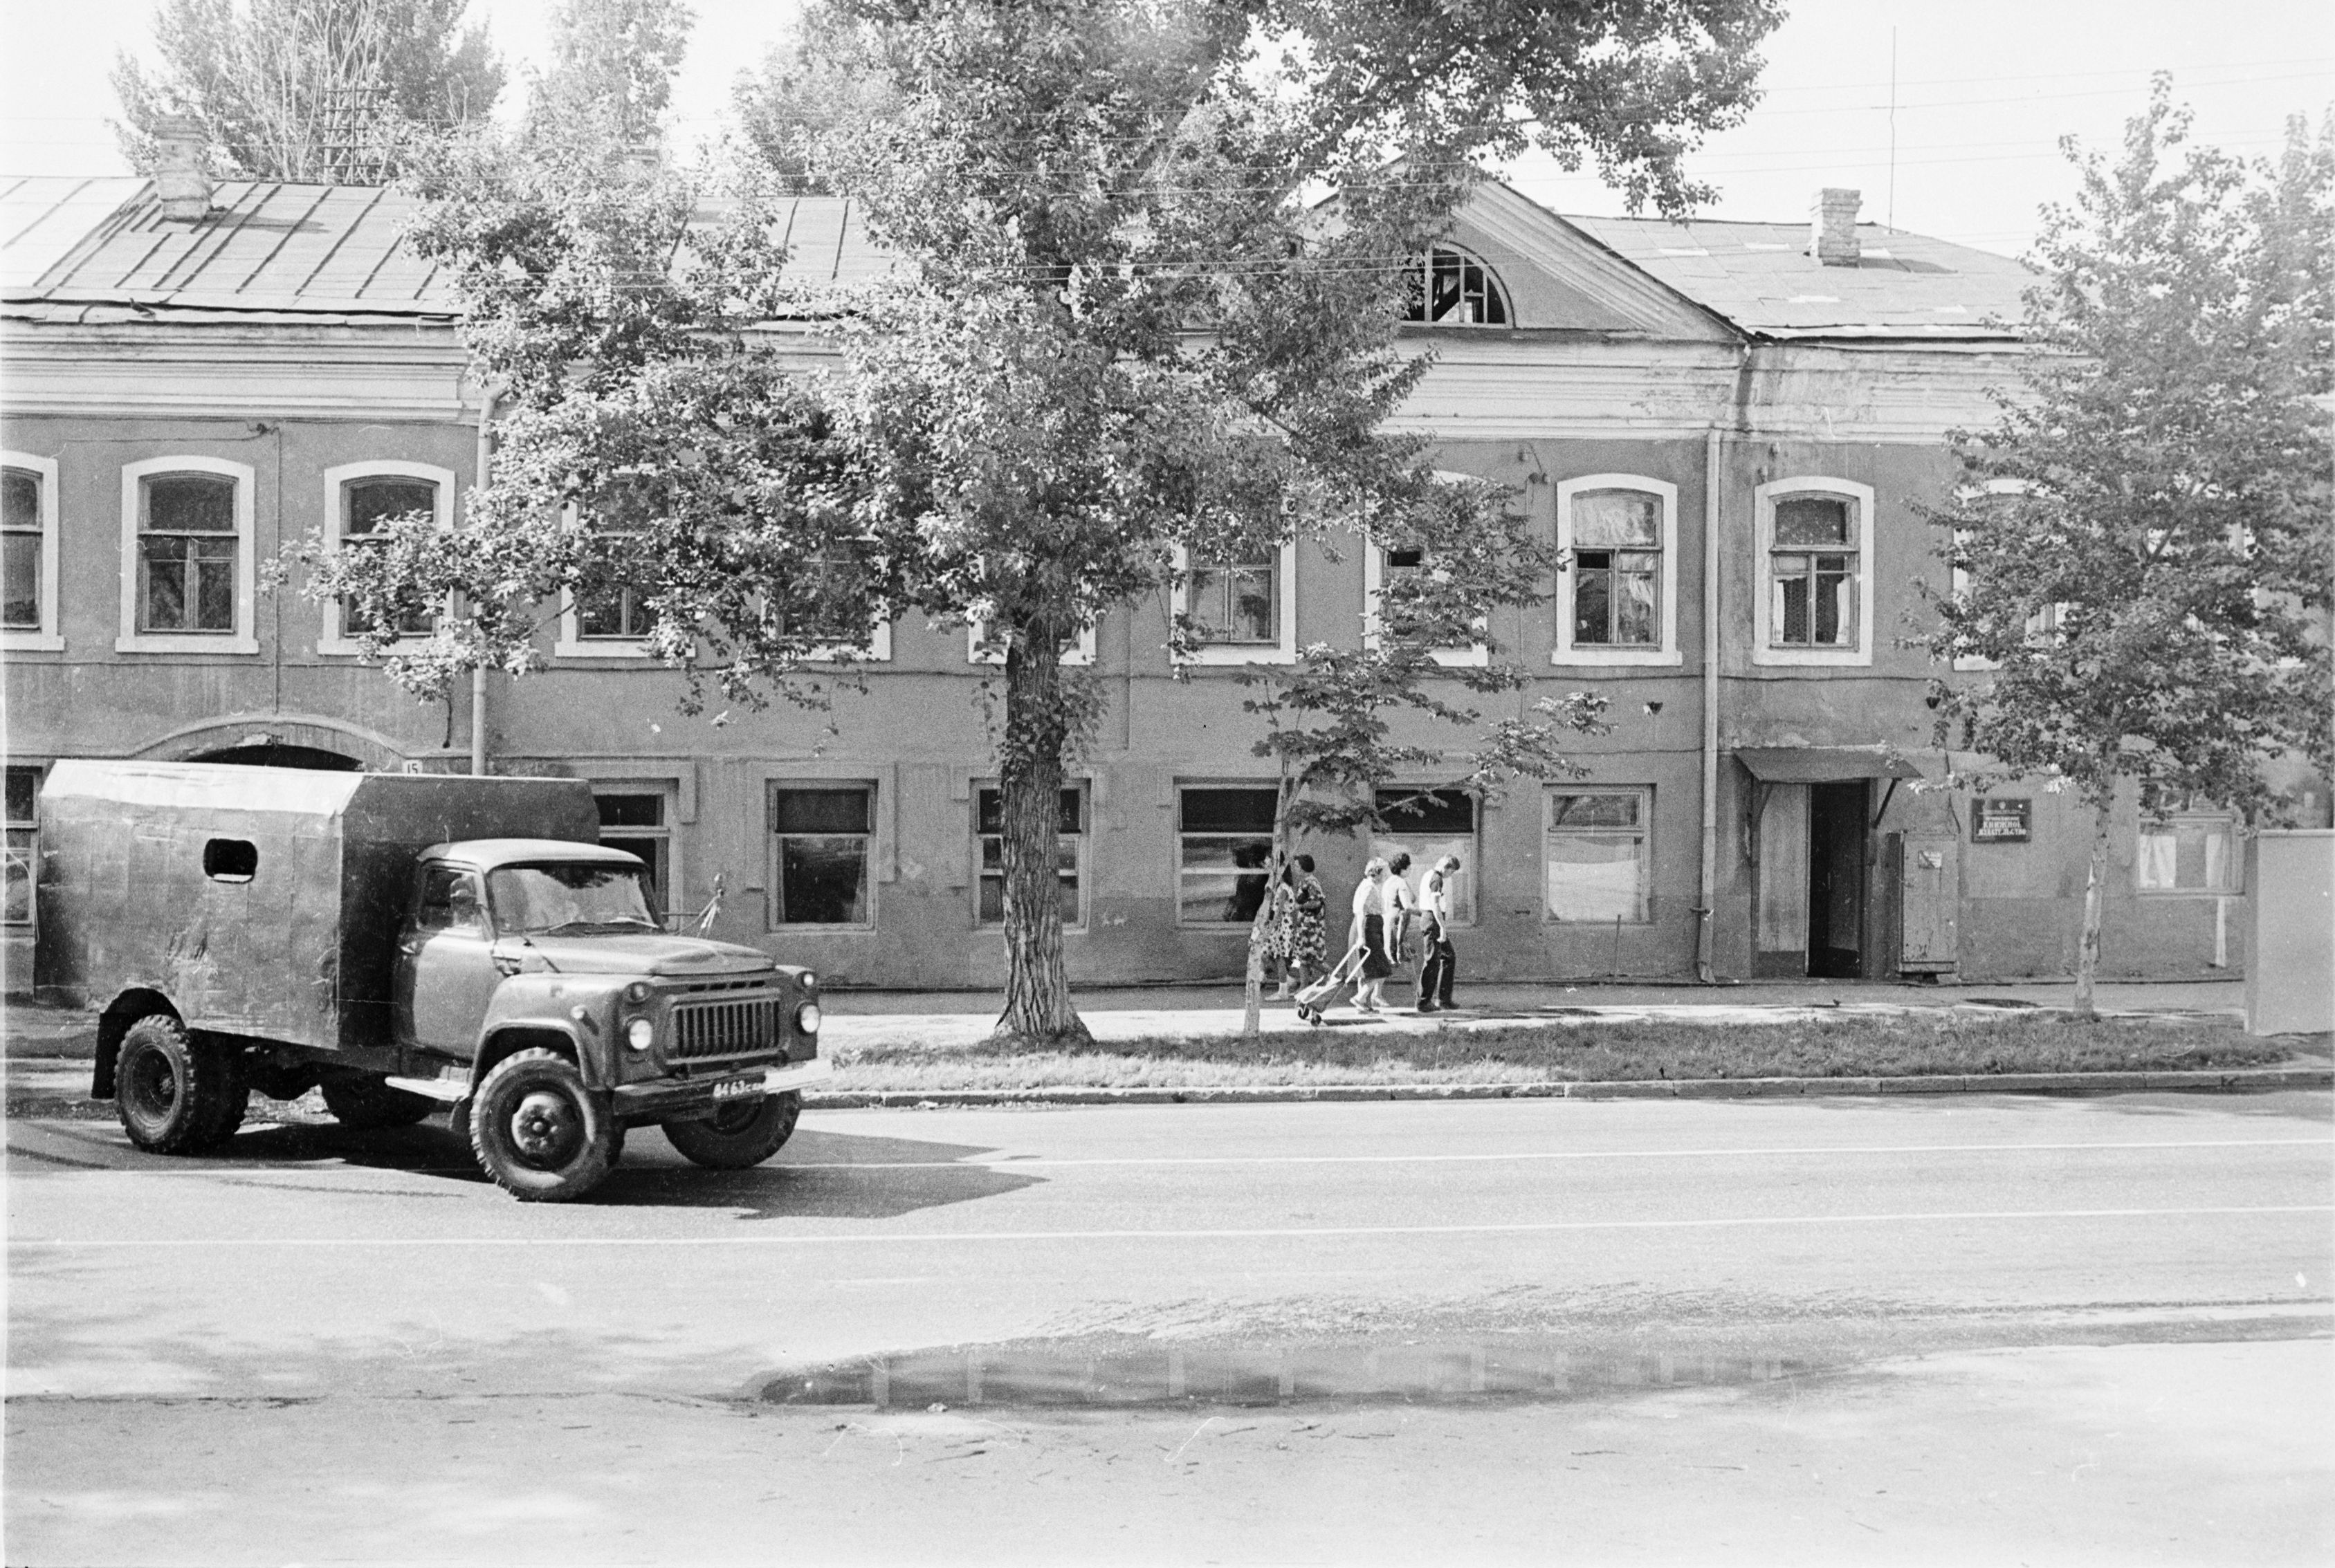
xmin=1922 ymin=79 xmax=2332 ymax=1012
xmin=113 ymin=0 xmax=502 ymax=183
xmin=308 ymin=0 xmax=1782 ymax=1042
xmin=524 ymin=0 xmax=697 ymax=158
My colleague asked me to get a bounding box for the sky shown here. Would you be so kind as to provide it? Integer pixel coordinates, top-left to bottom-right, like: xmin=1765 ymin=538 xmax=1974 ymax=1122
xmin=3 ymin=0 xmax=2329 ymax=258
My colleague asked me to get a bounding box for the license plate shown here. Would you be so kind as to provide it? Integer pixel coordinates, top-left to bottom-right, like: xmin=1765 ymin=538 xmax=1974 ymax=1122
xmin=710 ymin=1075 xmax=767 ymax=1101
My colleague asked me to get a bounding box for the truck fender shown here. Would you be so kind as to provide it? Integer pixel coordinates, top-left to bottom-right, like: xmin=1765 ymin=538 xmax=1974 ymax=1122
xmin=93 ymin=988 xmax=181 ymax=1099
xmin=471 ymin=1023 xmax=596 ymax=1093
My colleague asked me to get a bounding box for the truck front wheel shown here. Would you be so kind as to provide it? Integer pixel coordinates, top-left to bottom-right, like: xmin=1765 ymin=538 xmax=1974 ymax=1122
xmin=320 ymin=1071 xmax=436 ymax=1131
xmin=663 ymin=1091 xmax=800 ymax=1170
xmin=468 ymin=1049 xmax=617 ymax=1203
xmin=116 ymin=1015 xmax=244 ymax=1155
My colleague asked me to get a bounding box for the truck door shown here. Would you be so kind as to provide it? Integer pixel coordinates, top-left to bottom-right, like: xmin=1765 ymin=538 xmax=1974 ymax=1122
xmin=395 ymin=864 xmax=502 ymax=1054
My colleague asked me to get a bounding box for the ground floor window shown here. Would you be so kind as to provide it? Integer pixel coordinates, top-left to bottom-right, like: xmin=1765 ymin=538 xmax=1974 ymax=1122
xmin=2136 ymin=794 xmax=2240 ymax=894
xmin=1544 ymin=787 xmax=1650 ymax=923
xmin=977 ymin=784 xmax=1086 ymax=928
xmin=4 ymin=764 xmax=37 ymax=926
xmin=768 ymin=783 xmax=875 ymax=927
xmin=594 ymin=789 xmax=672 ymax=915
xmin=1371 ymin=788 xmax=1478 ymax=925
xmin=1177 ymin=786 xmax=1277 ymax=926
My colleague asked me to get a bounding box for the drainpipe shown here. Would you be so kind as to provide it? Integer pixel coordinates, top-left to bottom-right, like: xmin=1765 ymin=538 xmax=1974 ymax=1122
xmin=470 ymin=389 xmax=496 ymax=776
xmin=1696 ymin=347 xmax=1757 ymax=983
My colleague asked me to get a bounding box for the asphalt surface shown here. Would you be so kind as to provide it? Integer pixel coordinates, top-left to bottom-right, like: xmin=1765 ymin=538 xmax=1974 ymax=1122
xmin=8 ymin=1090 xmax=2332 ymax=1564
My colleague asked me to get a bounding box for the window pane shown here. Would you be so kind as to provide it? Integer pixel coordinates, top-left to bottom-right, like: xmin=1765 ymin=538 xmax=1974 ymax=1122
xmin=779 ymin=836 xmax=866 ymax=923
xmin=1573 ymin=557 xmax=1611 ymax=644
xmin=141 ymin=539 xmax=188 ymax=629
xmin=144 ymin=474 xmax=235 ymax=532
xmin=3 ymin=531 xmax=37 ymax=628
xmin=1549 ymin=793 xmax=1640 ymax=829
xmin=1773 ymin=495 xmax=1849 ymax=547
xmin=1 ymin=468 xmax=37 ymax=529
xmin=1544 ymin=833 xmax=1644 ymax=922
xmin=345 ymin=478 xmax=437 ymax=535
xmin=975 ymin=787 xmax=1080 ymax=836
xmin=4 ymin=826 xmax=34 ymax=925
xmin=4 ymin=766 xmax=37 ymax=824
xmin=1375 ymin=788 xmax=1475 ymax=836
xmin=196 ymin=546 xmax=237 ymax=630
xmin=2136 ymin=831 xmax=2177 ymax=889
xmin=1227 ymin=565 xmax=1276 ymax=642
xmin=600 ymin=836 xmax=665 ymax=913
xmin=1370 ymin=830 xmax=1476 ymax=924
xmin=1178 ymin=788 xmax=1277 ymax=835
xmin=1573 ymin=490 xmax=1660 ymax=548
xmin=1385 ymin=546 xmax=1425 ymax=570
xmin=595 ymin=793 xmax=663 ymax=829
xmin=1815 ymin=562 xmax=1853 ymax=645
xmin=1615 ymin=562 xmax=1658 ymax=645
xmin=772 ymin=787 xmax=871 ymax=836
xmin=1777 ymin=562 xmax=1810 ymax=645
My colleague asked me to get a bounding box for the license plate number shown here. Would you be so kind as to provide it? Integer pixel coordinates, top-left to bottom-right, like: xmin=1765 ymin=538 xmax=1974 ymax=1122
xmin=710 ymin=1076 xmax=766 ymax=1101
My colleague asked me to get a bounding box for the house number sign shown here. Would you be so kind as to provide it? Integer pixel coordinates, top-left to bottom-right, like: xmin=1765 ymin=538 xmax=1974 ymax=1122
xmin=1972 ymin=797 xmax=2032 ymax=843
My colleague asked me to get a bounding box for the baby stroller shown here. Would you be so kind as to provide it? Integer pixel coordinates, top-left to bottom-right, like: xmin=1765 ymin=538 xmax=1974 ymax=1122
xmin=1292 ymin=941 xmax=1371 ymax=1025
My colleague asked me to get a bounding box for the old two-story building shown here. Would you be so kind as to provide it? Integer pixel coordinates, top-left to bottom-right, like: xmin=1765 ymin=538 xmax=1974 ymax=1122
xmin=3 ymin=168 xmax=2294 ymax=990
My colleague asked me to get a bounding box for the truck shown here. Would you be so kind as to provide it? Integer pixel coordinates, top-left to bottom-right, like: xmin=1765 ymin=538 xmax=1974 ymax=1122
xmin=34 ymin=760 xmax=830 ymax=1202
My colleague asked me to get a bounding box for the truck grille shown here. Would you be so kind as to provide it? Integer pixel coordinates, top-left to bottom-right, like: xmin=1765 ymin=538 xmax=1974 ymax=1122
xmin=670 ymin=995 xmax=782 ymax=1061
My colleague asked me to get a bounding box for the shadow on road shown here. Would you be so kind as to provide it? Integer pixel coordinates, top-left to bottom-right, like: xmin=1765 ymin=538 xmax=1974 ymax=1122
xmin=5 ymin=1117 xmax=1045 ymax=1220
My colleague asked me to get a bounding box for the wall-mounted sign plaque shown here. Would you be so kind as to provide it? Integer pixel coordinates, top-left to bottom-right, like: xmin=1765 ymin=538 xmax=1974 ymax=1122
xmin=1972 ymin=797 xmax=2032 ymax=843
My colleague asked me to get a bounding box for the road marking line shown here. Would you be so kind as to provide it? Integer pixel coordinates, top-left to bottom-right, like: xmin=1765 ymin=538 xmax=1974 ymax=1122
xmin=914 ymin=1137 xmax=2335 ymax=1171
xmin=10 ymin=1204 xmax=2329 ymax=1248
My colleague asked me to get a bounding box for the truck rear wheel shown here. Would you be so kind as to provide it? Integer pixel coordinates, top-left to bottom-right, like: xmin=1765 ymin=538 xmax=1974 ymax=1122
xmin=320 ymin=1071 xmax=437 ymax=1131
xmin=663 ymin=1091 xmax=800 ymax=1170
xmin=116 ymin=1015 xmax=244 ymax=1155
xmin=467 ymin=1049 xmax=617 ymax=1203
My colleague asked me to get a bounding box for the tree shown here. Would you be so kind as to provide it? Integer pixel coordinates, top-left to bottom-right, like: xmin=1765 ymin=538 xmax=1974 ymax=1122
xmin=524 ymin=0 xmax=696 ymax=159
xmin=113 ymin=0 xmax=502 ymax=183
xmin=311 ymin=0 xmax=1782 ymax=1046
xmin=1922 ymin=80 xmax=2332 ymax=1017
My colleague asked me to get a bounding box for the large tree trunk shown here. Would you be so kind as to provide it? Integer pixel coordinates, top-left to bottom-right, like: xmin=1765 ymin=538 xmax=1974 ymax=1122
xmin=2072 ymin=796 xmax=2114 ymax=1021
xmin=993 ymin=629 xmax=1091 ymax=1046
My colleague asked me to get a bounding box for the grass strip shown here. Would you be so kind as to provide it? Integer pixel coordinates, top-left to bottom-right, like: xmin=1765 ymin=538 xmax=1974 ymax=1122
xmin=829 ymin=1015 xmax=2298 ymax=1094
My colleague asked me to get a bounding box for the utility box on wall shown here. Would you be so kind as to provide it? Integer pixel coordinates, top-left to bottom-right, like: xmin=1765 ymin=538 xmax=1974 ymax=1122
xmin=2245 ymin=830 xmax=2334 ymax=1035
xmin=1899 ymin=833 xmax=1959 ymax=976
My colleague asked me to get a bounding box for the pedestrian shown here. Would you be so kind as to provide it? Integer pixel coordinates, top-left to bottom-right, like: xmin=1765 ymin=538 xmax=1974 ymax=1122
xmin=1265 ymin=862 xmax=1298 ymax=999
xmin=1283 ymin=854 xmax=1328 ymax=994
xmin=1344 ymin=858 xmax=1394 ymax=1012
xmin=1416 ymin=854 xmax=1461 ymax=1013
xmin=1383 ymin=851 xmax=1416 ymax=968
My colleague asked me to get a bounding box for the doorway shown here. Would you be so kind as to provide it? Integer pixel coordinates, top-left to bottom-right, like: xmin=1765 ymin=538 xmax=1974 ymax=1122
xmin=1806 ymin=780 xmax=1868 ymax=978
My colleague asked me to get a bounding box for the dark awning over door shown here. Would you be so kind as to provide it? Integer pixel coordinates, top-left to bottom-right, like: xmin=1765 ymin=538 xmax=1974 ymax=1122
xmin=1733 ymin=747 xmax=1923 ymax=783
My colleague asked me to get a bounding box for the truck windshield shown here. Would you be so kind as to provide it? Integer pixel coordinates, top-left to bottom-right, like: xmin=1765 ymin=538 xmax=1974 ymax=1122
xmin=486 ymin=864 xmax=659 ymax=934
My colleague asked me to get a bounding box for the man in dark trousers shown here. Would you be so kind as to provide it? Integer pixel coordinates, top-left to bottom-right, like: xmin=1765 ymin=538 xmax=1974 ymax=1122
xmin=1416 ymin=854 xmax=1461 ymax=1013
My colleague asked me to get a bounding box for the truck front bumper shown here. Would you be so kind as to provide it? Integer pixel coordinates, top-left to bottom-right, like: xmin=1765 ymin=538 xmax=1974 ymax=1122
xmin=610 ymin=1056 xmax=834 ymax=1122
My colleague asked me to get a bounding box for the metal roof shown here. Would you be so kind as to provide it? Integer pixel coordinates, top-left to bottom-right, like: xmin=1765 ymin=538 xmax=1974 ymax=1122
xmin=1560 ymin=214 xmax=2034 ymax=341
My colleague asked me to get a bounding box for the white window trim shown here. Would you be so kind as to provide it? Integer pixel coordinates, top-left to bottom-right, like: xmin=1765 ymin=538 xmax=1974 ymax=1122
xmin=1 ymin=452 xmax=62 ymax=652
xmin=1543 ymin=784 xmax=1654 ymax=925
xmin=1752 ymin=476 xmax=1875 ymax=668
xmin=1362 ymin=544 xmax=1490 ymax=668
xmin=968 ymin=621 xmax=1098 ymax=666
xmin=116 ymin=455 xmax=259 ymax=655
xmin=1552 ymin=473 xmax=1681 ymax=667
xmin=317 ymin=461 xmax=455 ymax=656
xmin=971 ymin=777 xmax=1091 ymax=932
xmin=1168 ymin=542 xmax=1299 ymax=665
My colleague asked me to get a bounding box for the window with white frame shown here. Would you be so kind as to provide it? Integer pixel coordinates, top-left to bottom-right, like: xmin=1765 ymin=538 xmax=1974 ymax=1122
xmin=4 ymin=764 xmax=39 ymax=928
xmin=1753 ymin=478 xmax=1874 ymax=667
xmin=3 ymin=455 xmax=61 ymax=650
xmin=975 ymin=784 xmax=1086 ymax=928
xmin=2136 ymin=788 xmax=2241 ymax=896
xmin=1555 ymin=475 xmax=1679 ymax=665
xmin=594 ymin=788 xmax=675 ymax=915
xmin=320 ymin=463 xmax=452 ymax=653
xmin=1544 ymin=787 xmax=1651 ymax=923
xmin=1371 ymin=787 xmax=1478 ymax=925
xmin=119 ymin=456 xmax=257 ymax=654
xmin=1950 ymin=484 xmax=2068 ymax=670
xmin=556 ymin=524 xmax=659 ymax=657
xmin=767 ymin=549 xmax=892 ymax=661
xmin=767 ymin=782 xmax=876 ymax=928
xmin=1175 ymin=786 xmax=1278 ymax=927
xmin=1171 ymin=542 xmax=1297 ymax=664
xmin=1363 ymin=542 xmax=1488 ymax=667
xmin=1402 ymin=246 xmax=1510 ymax=325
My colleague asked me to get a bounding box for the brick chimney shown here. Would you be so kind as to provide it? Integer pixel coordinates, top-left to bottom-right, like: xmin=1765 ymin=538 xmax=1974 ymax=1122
xmin=152 ymin=115 xmax=212 ymax=221
xmin=1810 ymin=187 xmax=1861 ymax=266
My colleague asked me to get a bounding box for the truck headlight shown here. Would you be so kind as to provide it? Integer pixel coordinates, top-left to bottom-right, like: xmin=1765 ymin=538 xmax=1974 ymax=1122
xmin=626 ymin=1017 xmax=655 ymax=1051
xmin=794 ymin=1002 xmax=821 ymax=1035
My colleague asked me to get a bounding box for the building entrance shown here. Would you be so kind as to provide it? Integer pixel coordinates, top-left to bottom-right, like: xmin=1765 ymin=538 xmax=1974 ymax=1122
xmin=1806 ymin=780 xmax=1869 ymax=979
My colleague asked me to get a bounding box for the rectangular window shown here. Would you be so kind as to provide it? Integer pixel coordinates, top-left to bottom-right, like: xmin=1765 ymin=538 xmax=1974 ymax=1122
xmin=2136 ymin=814 xmax=2240 ymax=894
xmin=578 ymin=582 xmax=657 ymax=640
xmin=1768 ymin=495 xmax=1857 ymax=649
xmin=1569 ymin=490 xmax=1660 ymax=647
xmin=1371 ymin=788 xmax=1478 ymax=925
xmin=3 ymin=466 xmax=42 ymax=631
xmin=768 ymin=784 xmax=874 ymax=927
xmin=595 ymin=791 xmax=671 ymax=914
xmin=1184 ymin=560 xmax=1280 ymax=645
xmin=976 ymin=786 xmax=1085 ymax=928
xmin=4 ymin=764 xmax=39 ymax=927
xmin=1176 ymin=786 xmax=1278 ymax=926
xmin=138 ymin=472 xmax=239 ymax=634
xmin=1544 ymin=788 xmax=1651 ymax=923
xmin=341 ymin=475 xmax=439 ymax=636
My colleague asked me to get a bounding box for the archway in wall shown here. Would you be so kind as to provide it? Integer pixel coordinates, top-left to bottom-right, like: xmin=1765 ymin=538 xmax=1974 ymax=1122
xmin=134 ymin=714 xmax=414 ymax=774
xmin=186 ymin=743 xmax=362 ymax=771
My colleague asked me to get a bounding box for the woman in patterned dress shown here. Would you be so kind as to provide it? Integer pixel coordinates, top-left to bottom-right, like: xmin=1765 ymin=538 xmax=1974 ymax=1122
xmin=1281 ymin=854 xmax=1328 ymax=997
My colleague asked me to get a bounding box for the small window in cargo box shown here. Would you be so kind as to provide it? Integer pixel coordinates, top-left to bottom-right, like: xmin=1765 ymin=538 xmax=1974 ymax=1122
xmin=203 ymin=838 xmax=257 ymax=883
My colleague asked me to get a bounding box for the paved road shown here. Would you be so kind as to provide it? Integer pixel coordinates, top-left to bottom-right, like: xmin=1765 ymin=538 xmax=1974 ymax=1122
xmin=8 ymin=1091 xmax=2332 ymax=1564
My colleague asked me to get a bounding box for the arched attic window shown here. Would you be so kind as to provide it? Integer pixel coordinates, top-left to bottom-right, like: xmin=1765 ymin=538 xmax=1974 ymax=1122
xmin=1404 ymin=246 xmax=1510 ymax=325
